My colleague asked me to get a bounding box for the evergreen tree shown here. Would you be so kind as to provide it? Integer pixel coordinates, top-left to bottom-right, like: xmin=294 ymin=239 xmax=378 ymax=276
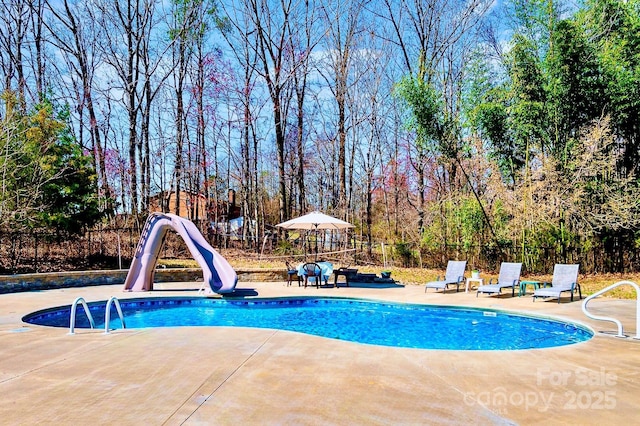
xmin=0 ymin=91 xmax=104 ymax=234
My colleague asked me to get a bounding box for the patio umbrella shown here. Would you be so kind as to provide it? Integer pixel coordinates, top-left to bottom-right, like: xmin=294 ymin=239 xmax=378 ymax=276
xmin=276 ymin=211 xmax=354 ymax=259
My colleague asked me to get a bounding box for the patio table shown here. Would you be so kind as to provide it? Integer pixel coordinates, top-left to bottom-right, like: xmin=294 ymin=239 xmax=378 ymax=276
xmin=465 ymin=277 xmax=483 ymax=293
xmin=519 ymin=280 xmax=543 ymax=296
xmin=333 ymin=268 xmax=358 ymax=288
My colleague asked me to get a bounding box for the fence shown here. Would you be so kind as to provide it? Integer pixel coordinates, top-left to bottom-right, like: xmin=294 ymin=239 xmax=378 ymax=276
xmin=0 ymin=226 xmax=638 ymax=275
xmin=366 ymin=237 xmax=640 ymax=275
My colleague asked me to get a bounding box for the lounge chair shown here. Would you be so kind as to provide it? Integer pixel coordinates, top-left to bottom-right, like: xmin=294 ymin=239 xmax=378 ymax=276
xmin=533 ymin=264 xmax=581 ymax=303
xmin=476 ymin=262 xmax=522 ymax=297
xmin=425 ymin=260 xmax=467 ymax=293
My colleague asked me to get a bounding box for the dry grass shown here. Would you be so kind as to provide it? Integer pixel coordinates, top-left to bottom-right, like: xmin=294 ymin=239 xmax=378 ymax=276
xmin=574 ymin=273 xmax=640 ymax=299
xmin=158 ymin=257 xmax=640 ymax=299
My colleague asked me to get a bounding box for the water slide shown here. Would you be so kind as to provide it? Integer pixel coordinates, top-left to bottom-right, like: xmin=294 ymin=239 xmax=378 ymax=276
xmin=122 ymin=212 xmax=238 ymax=294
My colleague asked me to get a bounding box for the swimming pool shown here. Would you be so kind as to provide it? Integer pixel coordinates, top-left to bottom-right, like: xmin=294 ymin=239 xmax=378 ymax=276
xmin=23 ymin=297 xmax=592 ymax=350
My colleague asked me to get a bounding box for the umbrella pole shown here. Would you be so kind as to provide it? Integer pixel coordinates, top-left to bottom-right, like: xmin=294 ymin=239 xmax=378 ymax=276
xmin=314 ymin=225 xmax=318 ymax=261
xmin=304 ymin=230 xmax=308 ymax=260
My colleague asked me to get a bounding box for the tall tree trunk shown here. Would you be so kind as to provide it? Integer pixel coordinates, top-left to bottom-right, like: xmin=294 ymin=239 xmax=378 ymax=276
xmin=294 ymin=82 xmax=306 ymax=214
xmin=174 ymin=39 xmax=186 ymax=217
xmin=30 ymin=0 xmax=45 ymax=101
xmin=337 ymin=93 xmax=346 ymax=211
xmin=141 ymin=74 xmax=151 ymax=213
xmin=124 ymin=0 xmax=139 ymax=216
xmin=273 ymin=93 xmax=287 ymax=222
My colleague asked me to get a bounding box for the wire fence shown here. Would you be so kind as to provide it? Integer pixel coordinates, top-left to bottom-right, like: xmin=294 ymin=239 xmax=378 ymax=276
xmin=0 ymin=226 xmax=637 ymax=275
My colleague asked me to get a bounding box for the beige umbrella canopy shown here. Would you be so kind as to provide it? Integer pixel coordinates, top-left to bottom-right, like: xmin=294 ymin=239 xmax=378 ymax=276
xmin=276 ymin=211 xmax=353 ymax=259
xmin=276 ymin=211 xmax=354 ymax=230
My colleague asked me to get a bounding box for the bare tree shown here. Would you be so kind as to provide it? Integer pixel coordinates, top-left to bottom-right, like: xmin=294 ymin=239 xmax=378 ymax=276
xmin=317 ymin=0 xmax=367 ymax=216
xmin=168 ymin=0 xmax=204 ymax=217
xmin=95 ymin=0 xmax=177 ymax=219
xmin=350 ymin=31 xmax=396 ymax=254
xmin=96 ymin=0 xmax=148 ymax=216
xmin=518 ymin=116 xmax=640 ymax=236
xmin=0 ymin=0 xmax=30 ymax=102
xmin=94 ymin=0 xmax=155 ymax=217
xmin=286 ymin=0 xmax=319 ymax=216
xmin=219 ymin=0 xmax=266 ymax=249
xmin=28 ymin=0 xmax=47 ymax=100
xmin=245 ymin=0 xmax=297 ymax=223
xmin=43 ymin=0 xmax=113 ymax=210
xmin=377 ymin=0 xmax=492 ymax=235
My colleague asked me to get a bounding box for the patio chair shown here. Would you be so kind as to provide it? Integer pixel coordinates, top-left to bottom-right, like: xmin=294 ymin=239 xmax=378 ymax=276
xmin=302 ymin=262 xmax=322 ymax=289
xmin=533 ymin=264 xmax=581 ymax=303
xmin=285 ymin=261 xmax=301 ymax=286
xmin=425 ymin=260 xmax=467 ymax=293
xmin=476 ymin=262 xmax=522 ymax=297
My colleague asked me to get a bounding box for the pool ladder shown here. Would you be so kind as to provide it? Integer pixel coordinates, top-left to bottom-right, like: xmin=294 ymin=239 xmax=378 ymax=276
xmin=69 ymin=296 xmax=126 ymax=335
xmin=582 ymin=280 xmax=640 ymax=339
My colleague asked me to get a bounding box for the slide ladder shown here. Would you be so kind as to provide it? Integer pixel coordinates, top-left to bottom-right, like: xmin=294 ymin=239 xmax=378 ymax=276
xmin=582 ymin=280 xmax=640 ymax=339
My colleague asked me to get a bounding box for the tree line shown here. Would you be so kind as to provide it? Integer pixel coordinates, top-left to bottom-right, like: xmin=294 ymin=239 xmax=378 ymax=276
xmin=0 ymin=0 xmax=639 ymax=273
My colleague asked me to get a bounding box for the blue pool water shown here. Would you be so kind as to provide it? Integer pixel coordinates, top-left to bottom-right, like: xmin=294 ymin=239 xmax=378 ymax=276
xmin=23 ymin=297 xmax=592 ymax=350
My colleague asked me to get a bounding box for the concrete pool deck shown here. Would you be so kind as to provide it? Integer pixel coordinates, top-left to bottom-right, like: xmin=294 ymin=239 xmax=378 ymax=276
xmin=1 ymin=280 xmax=638 ymax=425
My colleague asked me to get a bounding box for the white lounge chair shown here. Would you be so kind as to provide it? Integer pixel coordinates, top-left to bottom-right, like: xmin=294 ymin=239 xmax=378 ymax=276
xmin=533 ymin=264 xmax=581 ymax=303
xmin=425 ymin=260 xmax=467 ymax=293
xmin=476 ymin=262 xmax=522 ymax=297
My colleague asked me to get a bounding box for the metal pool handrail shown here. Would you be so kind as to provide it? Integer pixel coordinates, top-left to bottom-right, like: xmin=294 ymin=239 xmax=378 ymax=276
xmin=104 ymin=296 xmax=126 ymax=334
xmin=581 ymin=280 xmax=640 ymax=339
xmin=69 ymin=297 xmax=95 ymax=335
